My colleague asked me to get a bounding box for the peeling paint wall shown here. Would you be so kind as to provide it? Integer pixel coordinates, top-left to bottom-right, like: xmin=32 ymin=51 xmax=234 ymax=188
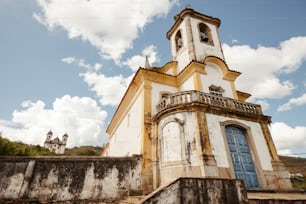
xmin=142 ymin=178 xmax=248 ymax=204
xmin=206 ymin=113 xmax=272 ymax=170
xmin=0 ymin=155 xmax=142 ymax=203
xmin=158 ymin=112 xmax=203 ymax=185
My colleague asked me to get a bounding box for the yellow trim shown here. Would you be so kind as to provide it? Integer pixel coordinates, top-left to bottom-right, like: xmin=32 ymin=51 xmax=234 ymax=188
xmin=203 ymin=56 xmax=240 ymax=81
xmin=106 ymin=69 xmax=177 ymax=135
xmin=141 ymin=80 xmax=153 ymax=187
xmin=237 ymin=91 xmax=251 ymax=101
xmin=177 ymin=61 xmax=206 ymax=87
xmin=152 ymin=61 xmax=177 ymax=75
xmin=194 ymin=111 xmax=205 ymax=176
xmin=193 ymin=72 xmax=202 ymax=91
xmin=106 ymin=82 xmax=143 ymax=136
xmin=167 ymin=8 xmax=221 ymax=40
xmin=100 ymin=142 xmax=110 ymax=156
xmin=260 ymin=122 xmax=280 ymax=161
xmin=230 ymin=81 xmax=239 ymax=100
xmin=107 ymin=61 xmax=209 ymax=136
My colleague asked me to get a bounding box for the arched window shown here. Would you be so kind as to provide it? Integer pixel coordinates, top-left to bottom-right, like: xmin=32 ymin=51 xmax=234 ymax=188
xmin=175 ymin=30 xmax=183 ymax=51
xmin=199 ymin=23 xmax=213 ymax=45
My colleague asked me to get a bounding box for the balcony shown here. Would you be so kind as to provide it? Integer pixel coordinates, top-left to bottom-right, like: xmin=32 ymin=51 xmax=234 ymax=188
xmin=155 ymin=90 xmax=262 ymax=116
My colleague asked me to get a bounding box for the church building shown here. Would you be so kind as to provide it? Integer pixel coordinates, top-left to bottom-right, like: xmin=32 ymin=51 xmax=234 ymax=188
xmin=101 ymin=8 xmax=292 ymax=193
xmin=44 ymin=130 xmax=68 ymax=154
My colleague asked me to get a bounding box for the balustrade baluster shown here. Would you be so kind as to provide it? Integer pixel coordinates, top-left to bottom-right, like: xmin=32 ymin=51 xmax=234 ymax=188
xmin=155 ymin=91 xmax=262 ymax=115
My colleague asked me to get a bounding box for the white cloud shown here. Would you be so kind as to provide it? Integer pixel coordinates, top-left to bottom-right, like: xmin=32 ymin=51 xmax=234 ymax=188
xmin=80 ymin=72 xmax=134 ymax=106
xmin=223 ymin=36 xmax=306 ymax=100
xmin=0 ymin=95 xmax=108 ymax=147
xmin=62 ymin=57 xmax=102 ymax=71
xmin=123 ymin=45 xmax=160 ymax=71
xmin=62 ymin=57 xmax=76 ymax=64
xmin=34 ymin=0 xmax=178 ymax=62
xmin=277 ymin=93 xmax=306 ymax=112
xmin=271 ymin=122 xmax=306 ymax=155
xmin=252 ymin=99 xmax=270 ymax=111
xmin=231 ymin=39 xmax=238 ymax=44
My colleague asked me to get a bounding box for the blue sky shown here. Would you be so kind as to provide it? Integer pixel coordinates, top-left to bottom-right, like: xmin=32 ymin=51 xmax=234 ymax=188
xmin=0 ymin=0 xmax=306 ymax=156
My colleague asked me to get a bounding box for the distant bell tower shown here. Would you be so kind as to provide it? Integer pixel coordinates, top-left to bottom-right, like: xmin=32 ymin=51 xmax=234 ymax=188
xmin=167 ymin=8 xmax=224 ymax=73
xmin=62 ymin=133 xmax=68 ymax=145
xmin=45 ymin=130 xmax=53 ymax=142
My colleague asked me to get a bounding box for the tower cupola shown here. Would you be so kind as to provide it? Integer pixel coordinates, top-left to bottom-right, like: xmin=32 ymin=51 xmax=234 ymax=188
xmin=167 ymin=8 xmax=224 ymax=73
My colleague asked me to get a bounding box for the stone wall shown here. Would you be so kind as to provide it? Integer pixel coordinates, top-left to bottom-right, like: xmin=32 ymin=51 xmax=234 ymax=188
xmin=0 ymin=155 xmax=142 ymax=203
xmin=141 ymin=178 xmax=248 ymax=204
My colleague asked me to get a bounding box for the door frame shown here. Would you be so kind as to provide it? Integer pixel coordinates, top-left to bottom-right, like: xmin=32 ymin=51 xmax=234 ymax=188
xmin=220 ymin=120 xmax=266 ymax=189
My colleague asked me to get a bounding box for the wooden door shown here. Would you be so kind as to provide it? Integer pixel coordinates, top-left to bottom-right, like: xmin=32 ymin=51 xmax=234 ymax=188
xmin=226 ymin=126 xmax=259 ymax=188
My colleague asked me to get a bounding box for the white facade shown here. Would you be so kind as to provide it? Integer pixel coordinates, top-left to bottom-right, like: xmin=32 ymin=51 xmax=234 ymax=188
xmin=169 ymin=13 xmax=224 ymax=73
xmin=200 ymin=63 xmax=234 ymax=98
xmin=158 ymin=112 xmax=202 ymax=184
xmin=151 ymin=83 xmax=178 ymax=115
xmin=106 ymin=93 xmax=143 ymax=156
xmin=206 ymin=113 xmax=273 ymax=170
xmin=190 ymin=18 xmax=224 ymax=61
xmin=104 ymin=8 xmax=292 ymax=191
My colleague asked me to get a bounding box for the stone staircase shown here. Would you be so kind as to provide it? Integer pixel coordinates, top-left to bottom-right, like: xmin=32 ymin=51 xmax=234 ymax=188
xmin=118 ymin=195 xmax=144 ymax=204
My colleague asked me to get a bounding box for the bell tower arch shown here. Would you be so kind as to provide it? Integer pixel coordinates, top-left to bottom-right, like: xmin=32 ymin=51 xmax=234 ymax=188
xmin=167 ymin=8 xmax=225 ymax=73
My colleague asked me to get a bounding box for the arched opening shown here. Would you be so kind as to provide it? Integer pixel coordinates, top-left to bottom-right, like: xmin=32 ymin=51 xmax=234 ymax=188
xmin=225 ymin=125 xmax=259 ymax=188
xmin=199 ymin=23 xmax=213 ymax=45
xmin=162 ymin=122 xmax=182 ymax=162
xmin=175 ymin=30 xmax=183 ymax=51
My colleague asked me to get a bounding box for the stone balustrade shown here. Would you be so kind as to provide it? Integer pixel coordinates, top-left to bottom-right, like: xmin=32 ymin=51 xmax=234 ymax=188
xmin=156 ymin=90 xmax=262 ymax=115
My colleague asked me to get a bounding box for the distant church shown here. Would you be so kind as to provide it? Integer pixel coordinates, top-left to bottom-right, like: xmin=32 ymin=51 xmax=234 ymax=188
xmin=44 ymin=130 xmax=68 ymax=154
xmin=101 ymin=8 xmax=292 ymax=192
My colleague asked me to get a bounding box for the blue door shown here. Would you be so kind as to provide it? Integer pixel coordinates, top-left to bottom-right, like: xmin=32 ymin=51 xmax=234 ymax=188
xmin=225 ymin=126 xmax=259 ymax=188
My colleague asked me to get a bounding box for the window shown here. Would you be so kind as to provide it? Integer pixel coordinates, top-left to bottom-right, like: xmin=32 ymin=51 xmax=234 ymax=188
xmin=209 ymin=84 xmax=224 ymax=97
xmin=199 ymin=23 xmax=213 ymax=45
xmin=175 ymin=30 xmax=183 ymax=51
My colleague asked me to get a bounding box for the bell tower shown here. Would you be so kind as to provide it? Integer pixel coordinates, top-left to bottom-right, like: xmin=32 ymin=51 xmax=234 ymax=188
xmin=167 ymin=8 xmax=225 ymax=73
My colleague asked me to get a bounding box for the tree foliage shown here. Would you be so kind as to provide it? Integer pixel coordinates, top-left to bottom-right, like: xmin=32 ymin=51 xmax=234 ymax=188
xmin=0 ymin=133 xmax=103 ymax=156
xmin=0 ymin=134 xmax=56 ymax=156
xmin=64 ymin=146 xmax=103 ymax=156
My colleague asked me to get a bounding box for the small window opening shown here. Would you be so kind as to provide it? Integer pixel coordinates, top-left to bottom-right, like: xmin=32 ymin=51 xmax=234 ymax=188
xmin=200 ymin=31 xmax=209 ymax=42
xmin=199 ymin=23 xmax=213 ymax=45
xmin=175 ymin=30 xmax=183 ymax=51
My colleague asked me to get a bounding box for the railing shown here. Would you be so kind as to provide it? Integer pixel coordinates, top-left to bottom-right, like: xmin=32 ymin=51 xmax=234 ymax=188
xmin=156 ymin=90 xmax=262 ymax=115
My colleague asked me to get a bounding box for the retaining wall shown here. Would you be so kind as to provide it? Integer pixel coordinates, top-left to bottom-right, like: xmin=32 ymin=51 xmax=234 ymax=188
xmin=0 ymin=155 xmax=142 ymax=203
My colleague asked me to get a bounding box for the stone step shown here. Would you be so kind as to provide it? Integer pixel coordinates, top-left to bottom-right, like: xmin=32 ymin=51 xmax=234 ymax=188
xmin=118 ymin=195 xmax=144 ymax=204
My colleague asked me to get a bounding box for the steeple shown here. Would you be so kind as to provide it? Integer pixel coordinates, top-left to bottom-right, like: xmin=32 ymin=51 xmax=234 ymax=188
xmin=167 ymin=8 xmax=224 ymax=73
xmin=144 ymin=55 xmax=151 ymax=69
xmin=45 ymin=130 xmax=53 ymax=142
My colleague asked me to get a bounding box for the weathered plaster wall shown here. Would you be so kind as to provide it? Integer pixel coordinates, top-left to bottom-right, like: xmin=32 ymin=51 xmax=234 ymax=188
xmin=180 ymin=76 xmax=194 ymax=91
xmin=0 ymin=155 xmax=142 ymax=203
xmin=169 ymin=18 xmax=190 ymax=73
xmin=158 ymin=112 xmax=203 ymax=185
xmin=107 ymin=94 xmax=143 ymax=156
xmin=205 ymin=113 xmax=273 ymax=170
xmin=200 ymin=63 xmax=234 ymax=98
xmin=142 ymin=178 xmax=248 ymax=204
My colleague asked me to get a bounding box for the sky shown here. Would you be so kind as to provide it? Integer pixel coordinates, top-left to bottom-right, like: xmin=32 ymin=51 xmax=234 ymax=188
xmin=0 ymin=0 xmax=306 ymax=156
